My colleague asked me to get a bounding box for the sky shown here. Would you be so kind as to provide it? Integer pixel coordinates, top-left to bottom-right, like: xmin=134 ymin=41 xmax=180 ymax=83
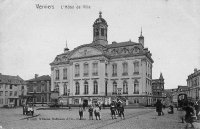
xmin=0 ymin=0 xmax=199 ymax=89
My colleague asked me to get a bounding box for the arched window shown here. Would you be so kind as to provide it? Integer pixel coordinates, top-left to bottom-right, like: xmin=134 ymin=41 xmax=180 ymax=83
xmin=113 ymin=81 xmax=117 ymax=94
xmin=134 ymin=79 xmax=139 ymax=94
xmin=122 ymin=62 xmax=128 ymax=76
xmin=75 ymin=82 xmax=80 ymax=95
xmin=84 ymin=81 xmax=89 ymax=94
xmin=123 ymin=80 xmax=128 ymax=94
xmin=93 ymin=80 xmax=98 ymax=94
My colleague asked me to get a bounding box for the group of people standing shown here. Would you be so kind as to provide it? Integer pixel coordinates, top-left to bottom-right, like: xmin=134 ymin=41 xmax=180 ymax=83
xmin=78 ymin=100 xmax=125 ymax=120
xmin=79 ymin=103 xmax=101 ymax=120
xmin=110 ymin=100 xmax=125 ymax=119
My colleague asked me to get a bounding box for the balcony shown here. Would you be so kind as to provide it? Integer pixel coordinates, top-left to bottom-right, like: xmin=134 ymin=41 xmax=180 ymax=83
xmin=123 ymin=92 xmax=128 ymax=94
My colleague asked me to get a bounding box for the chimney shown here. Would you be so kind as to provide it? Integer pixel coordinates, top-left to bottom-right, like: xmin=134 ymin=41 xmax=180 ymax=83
xmin=194 ymin=68 xmax=198 ymax=73
xmin=35 ymin=74 xmax=39 ymax=78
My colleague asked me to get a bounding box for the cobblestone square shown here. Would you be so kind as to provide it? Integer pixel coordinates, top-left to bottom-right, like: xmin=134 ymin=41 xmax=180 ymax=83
xmin=0 ymin=107 xmax=188 ymax=129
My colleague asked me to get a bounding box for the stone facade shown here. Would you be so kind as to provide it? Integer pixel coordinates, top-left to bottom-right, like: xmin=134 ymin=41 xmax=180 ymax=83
xmin=0 ymin=73 xmax=27 ymax=107
xmin=50 ymin=12 xmax=154 ymax=106
xmin=26 ymin=74 xmax=51 ymax=105
xmin=187 ymin=68 xmax=200 ymax=100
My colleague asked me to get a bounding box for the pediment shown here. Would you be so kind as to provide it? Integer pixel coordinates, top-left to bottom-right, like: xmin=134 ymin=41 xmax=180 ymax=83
xmin=70 ymin=47 xmax=103 ymax=58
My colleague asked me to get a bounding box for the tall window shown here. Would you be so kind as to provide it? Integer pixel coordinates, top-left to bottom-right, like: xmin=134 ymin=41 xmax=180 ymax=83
xmin=55 ymin=70 xmax=59 ymax=80
xmin=10 ymin=91 xmax=13 ymax=96
xmin=10 ymin=85 xmax=12 ymax=89
xmin=5 ymin=91 xmax=8 ymax=96
xmin=63 ymin=68 xmax=67 ymax=79
xmin=75 ymin=82 xmax=80 ymax=95
xmin=36 ymin=95 xmax=41 ymax=102
xmin=96 ymin=29 xmax=99 ymax=36
xmin=75 ymin=64 xmax=80 ymax=77
xmin=101 ymin=28 xmax=104 ymax=36
xmin=14 ymin=91 xmax=17 ymax=96
xmin=122 ymin=62 xmax=128 ymax=76
xmin=123 ymin=80 xmax=128 ymax=94
xmin=37 ymin=85 xmax=41 ymax=92
xmin=134 ymin=79 xmax=139 ymax=94
xmin=28 ymin=85 xmax=33 ymax=92
xmin=113 ymin=81 xmax=117 ymax=94
xmin=84 ymin=63 xmax=89 ymax=76
xmin=134 ymin=61 xmax=139 ymax=74
xmin=84 ymin=81 xmax=89 ymax=94
xmin=64 ymin=83 xmax=67 ymax=95
xmin=92 ymin=62 xmax=98 ymax=76
xmin=112 ymin=63 xmax=117 ymax=76
xmin=93 ymin=80 xmax=98 ymax=94
xmin=0 ymin=91 xmax=3 ymax=96
xmin=105 ymin=64 xmax=108 ymax=76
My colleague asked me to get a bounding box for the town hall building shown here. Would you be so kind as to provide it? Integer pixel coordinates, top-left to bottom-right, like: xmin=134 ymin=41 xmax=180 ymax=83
xmin=50 ymin=12 xmax=154 ymax=106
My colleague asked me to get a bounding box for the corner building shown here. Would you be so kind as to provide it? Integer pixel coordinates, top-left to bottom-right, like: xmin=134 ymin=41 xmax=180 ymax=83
xmin=50 ymin=12 xmax=154 ymax=106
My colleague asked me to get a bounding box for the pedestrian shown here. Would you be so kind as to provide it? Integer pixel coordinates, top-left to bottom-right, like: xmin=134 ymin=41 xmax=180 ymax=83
xmin=194 ymin=101 xmax=199 ymax=120
xmin=110 ymin=102 xmax=116 ymax=119
xmin=119 ymin=104 xmax=125 ymax=119
xmin=183 ymin=102 xmax=197 ymax=129
xmin=168 ymin=104 xmax=174 ymax=114
xmin=79 ymin=105 xmax=83 ymax=120
xmin=88 ymin=105 xmax=93 ymax=120
xmin=155 ymin=99 xmax=163 ymax=116
xmin=94 ymin=104 xmax=101 ymax=120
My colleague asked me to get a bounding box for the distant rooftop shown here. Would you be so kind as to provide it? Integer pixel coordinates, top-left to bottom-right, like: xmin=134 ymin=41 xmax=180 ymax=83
xmin=0 ymin=73 xmax=25 ymax=84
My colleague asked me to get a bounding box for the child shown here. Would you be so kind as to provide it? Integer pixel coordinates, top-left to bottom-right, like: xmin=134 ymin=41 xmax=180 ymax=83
xmin=88 ymin=105 xmax=93 ymax=120
xmin=79 ymin=105 xmax=83 ymax=120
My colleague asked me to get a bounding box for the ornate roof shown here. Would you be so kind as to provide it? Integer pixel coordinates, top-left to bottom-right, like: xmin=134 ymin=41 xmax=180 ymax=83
xmin=93 ymin=12 xmax=108 ymax=26
xmin=50 ymin=40 xmax=153 ymax=66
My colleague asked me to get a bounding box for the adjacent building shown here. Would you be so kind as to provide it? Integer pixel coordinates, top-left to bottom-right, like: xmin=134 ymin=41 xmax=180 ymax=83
xmin=187 ymin=68 xmax=200 ymax=100
xmin=152 ymin=73 xmax=165 ymax=103
xmin=50 ymin=12 xmax=154 ymax=106
xmin=26 ymin=74 xmax=51 ymax=105
xmin=0 ymin=73 xmax=27 ymax=107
